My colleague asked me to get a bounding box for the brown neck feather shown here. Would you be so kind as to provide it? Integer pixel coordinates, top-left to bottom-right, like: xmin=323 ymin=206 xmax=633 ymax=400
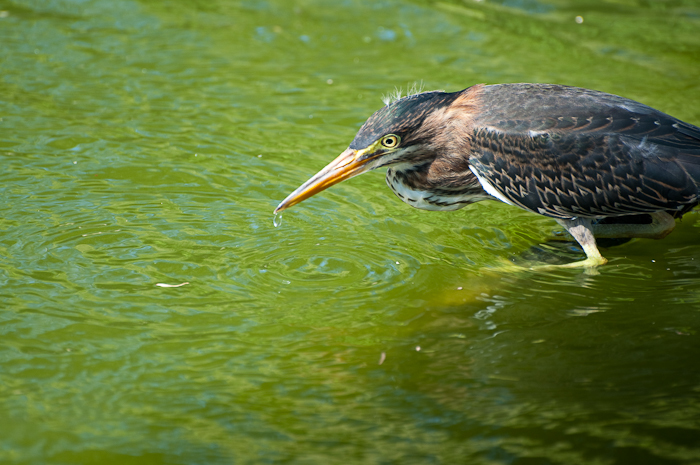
xmin=416 ymin=84 xmax=485 ymax=190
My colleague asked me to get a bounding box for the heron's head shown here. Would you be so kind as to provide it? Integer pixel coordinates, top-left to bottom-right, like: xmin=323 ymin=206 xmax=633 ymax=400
xmin=274 ymin=90 xmax=463 ymax=213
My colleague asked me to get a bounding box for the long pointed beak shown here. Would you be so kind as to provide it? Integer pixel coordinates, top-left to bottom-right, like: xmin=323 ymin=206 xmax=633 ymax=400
xmin=274 ymin=148 xmax=373 ymax=214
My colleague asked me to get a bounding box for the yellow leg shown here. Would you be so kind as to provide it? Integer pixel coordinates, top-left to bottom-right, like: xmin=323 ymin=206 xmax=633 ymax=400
xmin=490 ymin=218 xmax=606 ymax=273
xmin=554 ymin=218 xmax=608 ymax=268
xmin=490 ymin=213 xmax=678 ymax=273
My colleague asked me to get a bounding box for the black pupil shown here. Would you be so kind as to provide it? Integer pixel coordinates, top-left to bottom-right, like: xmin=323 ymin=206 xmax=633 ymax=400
xmin=385 ymin=138 xmax=394 ymax=146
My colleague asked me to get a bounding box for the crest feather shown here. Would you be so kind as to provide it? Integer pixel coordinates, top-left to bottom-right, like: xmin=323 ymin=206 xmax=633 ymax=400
xmin=382 ymin=82 xmax=442 ymax=106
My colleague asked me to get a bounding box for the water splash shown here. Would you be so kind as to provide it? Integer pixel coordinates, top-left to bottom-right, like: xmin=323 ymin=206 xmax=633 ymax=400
xmin=273 ymin=213 xmax=282 ymax=228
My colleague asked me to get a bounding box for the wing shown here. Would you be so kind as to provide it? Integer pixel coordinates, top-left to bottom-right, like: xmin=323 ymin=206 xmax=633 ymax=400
xmin=467 ymin=107 xmax=700 ymax=220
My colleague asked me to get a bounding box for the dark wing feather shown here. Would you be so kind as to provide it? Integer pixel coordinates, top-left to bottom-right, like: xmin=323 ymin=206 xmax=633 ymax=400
xmin=673 ymin=121 xmax=700 ymax=182
xmin=468 ymin=109 xmax=700 ymax=220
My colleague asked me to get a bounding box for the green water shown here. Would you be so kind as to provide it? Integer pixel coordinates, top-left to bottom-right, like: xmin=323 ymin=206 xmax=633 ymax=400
xmin=2 ymin=0 xmax=700 ymax=463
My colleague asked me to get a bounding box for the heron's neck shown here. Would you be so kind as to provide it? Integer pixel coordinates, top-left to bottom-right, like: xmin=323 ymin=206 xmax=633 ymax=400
xmin=385 ymin=156 xmax=491 ymax=211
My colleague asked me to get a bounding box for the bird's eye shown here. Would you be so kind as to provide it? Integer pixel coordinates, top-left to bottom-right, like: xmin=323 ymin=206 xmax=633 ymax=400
xmin=381 ymin=135 xmax=400 ymax=148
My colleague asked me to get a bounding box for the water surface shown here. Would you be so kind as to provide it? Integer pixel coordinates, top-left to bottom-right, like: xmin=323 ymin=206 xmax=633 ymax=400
xmin=1 ymin=0 xmax=700 ymax=463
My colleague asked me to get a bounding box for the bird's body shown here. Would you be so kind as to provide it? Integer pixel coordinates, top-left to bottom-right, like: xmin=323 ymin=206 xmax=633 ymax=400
xmin=275 ymin=83 xmax=700 ymax=267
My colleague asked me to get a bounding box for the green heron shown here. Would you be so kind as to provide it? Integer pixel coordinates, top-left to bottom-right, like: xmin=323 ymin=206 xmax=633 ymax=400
xmin=275 ymin=84 xmax=700 ymax=268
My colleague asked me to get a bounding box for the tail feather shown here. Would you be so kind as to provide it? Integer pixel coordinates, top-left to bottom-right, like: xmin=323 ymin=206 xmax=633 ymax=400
xmin=676 ymin=121 xmax=700 ymax=143
xmin=674 ymin=121 xmax=700 ymax=187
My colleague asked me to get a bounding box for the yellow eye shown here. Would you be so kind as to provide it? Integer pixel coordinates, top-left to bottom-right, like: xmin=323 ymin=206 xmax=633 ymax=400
xmin=381 ymin=134 xmax=400 ymax=149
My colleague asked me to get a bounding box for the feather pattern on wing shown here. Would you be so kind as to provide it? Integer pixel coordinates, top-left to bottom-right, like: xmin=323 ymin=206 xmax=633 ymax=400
xmin=466 ymin=84 xmax=700 ymax=219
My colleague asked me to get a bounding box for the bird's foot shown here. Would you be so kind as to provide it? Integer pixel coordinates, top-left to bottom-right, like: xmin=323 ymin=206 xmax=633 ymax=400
xmin=554 ymin=255 xmax=608 ymax=268
xmin=528 ymin=255 xmax=607 ymax=275
xmin=489 ymin=255 xmax=605 ymax=275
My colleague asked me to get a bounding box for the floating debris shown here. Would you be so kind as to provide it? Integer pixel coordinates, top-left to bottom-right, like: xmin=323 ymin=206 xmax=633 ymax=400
xmin=155 ymin=282 xmax=190 ymax=288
